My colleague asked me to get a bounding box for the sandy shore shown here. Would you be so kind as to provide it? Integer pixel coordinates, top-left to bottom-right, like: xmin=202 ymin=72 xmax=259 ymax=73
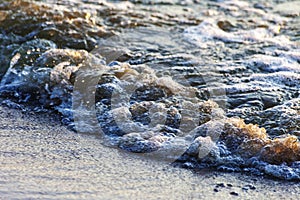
xmin=0 ymin=105 xmax=299 ymax=199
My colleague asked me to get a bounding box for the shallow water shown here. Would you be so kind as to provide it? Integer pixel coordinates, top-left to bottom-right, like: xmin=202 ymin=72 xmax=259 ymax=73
xmin=0 ymin=0 xmax=300 ymax=180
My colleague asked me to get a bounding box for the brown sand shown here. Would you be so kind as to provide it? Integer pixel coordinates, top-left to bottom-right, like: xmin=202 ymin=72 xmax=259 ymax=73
xmin=0 ymin=105 xmax=299 ymax=199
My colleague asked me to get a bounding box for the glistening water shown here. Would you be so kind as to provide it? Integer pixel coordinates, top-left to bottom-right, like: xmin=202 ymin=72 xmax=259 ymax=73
xmin=0 ymin=0 xmax=299 ymax=180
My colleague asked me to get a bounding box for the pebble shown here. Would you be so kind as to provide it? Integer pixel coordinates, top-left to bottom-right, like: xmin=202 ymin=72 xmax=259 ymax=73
xmin=216 ymin=183 xmax=226 ymax=188
xmin=242 ymin=184 xmax=256 ymax=191
xmin=230 ymin=191 xmax=239 ymax=196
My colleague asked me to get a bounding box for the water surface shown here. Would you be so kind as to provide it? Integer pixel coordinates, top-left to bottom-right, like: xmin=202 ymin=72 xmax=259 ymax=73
xmin=0 ymin=0 xmax=299 ymax=180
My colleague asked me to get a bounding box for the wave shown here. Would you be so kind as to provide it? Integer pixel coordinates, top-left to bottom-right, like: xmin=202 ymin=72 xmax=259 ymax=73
xmin=0 ymin=0 xmax=299 ymax=180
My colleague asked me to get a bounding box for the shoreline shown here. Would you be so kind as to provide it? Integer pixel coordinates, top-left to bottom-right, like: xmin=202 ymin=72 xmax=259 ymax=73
xmin=0 ymin=105 xmax=299 ymax=199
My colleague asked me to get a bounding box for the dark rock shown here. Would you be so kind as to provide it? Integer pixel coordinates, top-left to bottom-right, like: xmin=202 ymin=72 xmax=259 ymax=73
xmin=230 ymin=191 xmax=239 ymax=196
xmin=216 ymin=183 xmax=226 ymax=188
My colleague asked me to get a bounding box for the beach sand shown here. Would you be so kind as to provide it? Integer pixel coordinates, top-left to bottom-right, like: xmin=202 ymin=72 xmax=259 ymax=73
xmin=0 ymin=105 xmax=299 ymax=200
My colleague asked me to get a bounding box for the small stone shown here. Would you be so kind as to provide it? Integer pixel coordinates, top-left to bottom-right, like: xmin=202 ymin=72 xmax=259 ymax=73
xmin=216 ymin=183 xmax=226 ymax=188
xmin=213 ymin=188 xmax=219 ymax=192
xmin=248 ymin=185 xmax=256 ymax=190
xmin=230 ymin=192 xmax=239 ymax=196
xmin=182 ymin=162 xmax=194 ymax=169
xmin=227 ymin=183 xmax=233 ymax=187
xmin=243 ymin=184 xmax=256 ymax=191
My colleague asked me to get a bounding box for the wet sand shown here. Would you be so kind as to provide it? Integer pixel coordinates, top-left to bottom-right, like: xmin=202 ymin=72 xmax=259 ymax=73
xmin=0 ymin=105 xmax=299 ymax=199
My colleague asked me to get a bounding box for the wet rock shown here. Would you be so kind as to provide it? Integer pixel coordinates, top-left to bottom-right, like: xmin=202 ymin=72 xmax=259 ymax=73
xmin=119 ymin=132 xmax=161 ymax=153
xmin=263 ymin=163 xmax=300 ymax=181
xmin=217 ymin=20 xmax=236 ymax=32
xmin=13 ymin=39 xmax=57 ymax=68
xmin=0 ymin=0 xmax=114 ymax=51
xmin=190 ymin=120 xmax=224 ymax=140
xmin=111 ymin=106 xmax=132 ymax=122
xmin=35 ymin=49 xmax=89 ymax=68
xmin=131 ymin=86 xmax=167 ymax=101
xmin=252 ymin=99 xmax=300 ymax=136
xmin=197 ymin=136 xmax=219 ymax=161
xmin=260 ymin=135 xmax=300 ymax=164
